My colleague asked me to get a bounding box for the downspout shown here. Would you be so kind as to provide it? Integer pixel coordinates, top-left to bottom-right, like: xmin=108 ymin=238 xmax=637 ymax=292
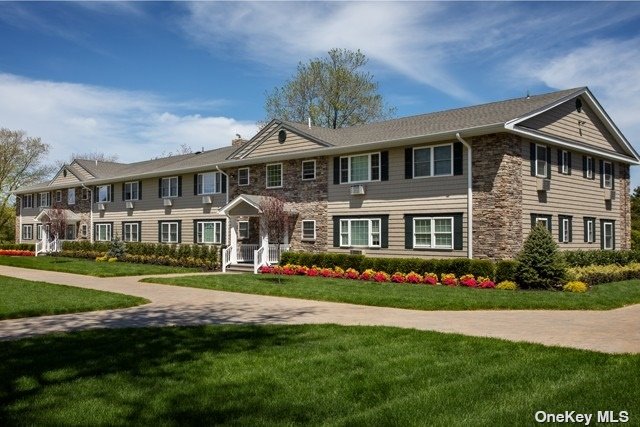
xmin=455 ymin=133 xmax=473 ymax=259
xmin=15 ymin=195 xmax=22 ymax=244
xmin=81 ymin=184 xmax=93 ymax=244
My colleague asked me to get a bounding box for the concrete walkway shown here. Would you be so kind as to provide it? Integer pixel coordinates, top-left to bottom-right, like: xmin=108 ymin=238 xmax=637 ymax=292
xmin=1 ymin=265 xmax=639 ymax=354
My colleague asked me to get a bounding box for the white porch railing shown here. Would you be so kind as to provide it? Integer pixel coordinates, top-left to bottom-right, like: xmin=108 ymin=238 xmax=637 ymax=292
xmin=268 ymin=244 xmax=290 ymax=264
xmin=35 ymin=238 xmax=61 ymax=256
xmin=222 ymin=246 xmax=233 ymax=273
xmin=253 ymin=246 xmax=266 ymax=274
xmin=237 ymin=244 xmax=259 ymax=262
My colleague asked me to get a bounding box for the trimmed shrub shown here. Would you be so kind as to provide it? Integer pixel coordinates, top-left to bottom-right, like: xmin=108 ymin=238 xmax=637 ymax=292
xmin=0 ymin=243 xmax=36 ymax=251
xmin=495 ymin=260 xmax=519 ymax=283
xmin=496 ymin=281 xmax=518 ymax=291
xmin=107 ymin=238 xmax=126 ymax=260
xmin=563 ymin=281 xmax=588 ymax=293
xmin=568 ymin=263 xmax=640 ymax=286
xmin=561 ymin=250 xmax=640 ymax=267
xmin=516 ymin=225 xmax=567 ymax=290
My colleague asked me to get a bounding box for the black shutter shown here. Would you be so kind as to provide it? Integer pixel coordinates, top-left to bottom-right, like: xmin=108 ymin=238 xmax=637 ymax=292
xmin=530 ymin=143 xmax=536 ymax=176
xmin=158 ymin=179 xmax=163 ymax=198
xmin=110 ymin=184 xmax=114 ymax=202
xmin=193 ymin=220 xmax=198 ymax=244
xmin=599 ymin=160 xmax=604 ymax=188
xmin=611 ymin=163 xmax=615 ymax=190
xmin=453 ymin=214 xmax=463 ymax=250
xmin=138 ymin=181 xmax=142 ymax=200
xmin=332 ymin=217 xmax=340 ymax=247
xmin=220 ymin=219 xmax=227 ymax=245
xmin=404 ymin=216 xmax=413 ymax=249
xmin=93 ymin=187 xmax=98 ymax=203
xmin=569 ymin=217 xmax=573 ymax=242
xmin=558 ymin=216 xmax=563 ymax=242
xmin=405 ymin=148 xmax=413 ymax=179
xmin=122 ymin=183 xmax=125 ymax=201
xmin=381 ymin=151 xmax=389 ymax=181
xmin=546 ymin=146 xmax=552 ymax=179
xmin=612 ymin=221 xmax=616 ymax=250
xmin=158 ymin=222 xmax=162 ymax=243
xmin=557 ymin=149 xmax=562 ymax=174
xmin=583 ymin=218 xmax=588 ymax=242
xmin=600 ymin=220 xmax=605 ymax=250
xmin=567 ymin=152 xmax=572 ymax=176
xmin=453 ymin=142 xmax=463 ymax=176
xmin=194 ymin=174 xmax=198 ymax=195
xmin=333 ymin=157 xmax=340 ymax=185
xmin=177 ymin=176 xmax=182 ymax=197
xmin=380 ymin=216 xmax=389 ymax=248
xmin=582 ymin=156 xmax=587 ymax=178
xmin=177 ymin=221 xmax=182 ymax=244
xmin=221 ymin=174 xmax=227 ymax=193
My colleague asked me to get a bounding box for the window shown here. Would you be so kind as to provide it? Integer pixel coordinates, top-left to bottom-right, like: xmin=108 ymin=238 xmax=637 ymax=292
xmin=196 ymin=221 xmax=222 ymax=244
xmin=55 ymin=190 xmax=62 ymax=203
xmin=603 ymin=221 xmax=614 ymax=250
xmin=585 ymin=156 xmax=594 ymax=179
xmin=97 ymin=185 xmax=111 ymax=203
xmin=584 ymin=217 xmax=595 ymax=243
xmin=68 ymin=188 xmax=75 ymax=205
xmin=82 ymin=188 xmax=90 ymax=200
xmin=340 ymin=153 xmax=380 ymax=183
xmin=161 ymin=177 xmax=179 ymax=198
xmin=238 ymin=168 xmax=250 ymax=186
xmin=531 ymin=214 xmax=552 ymax=233
xmin=65 ymin=224 xmax=76 ymax=240
xmin=413 ymin=217 xmax=454 ymax=249
xmin=561 ymin=150 xmax=570 ymax=174
xmin=535 ymin=144 xmax=548 ymax=177
xmin=266 ymin=164 xmax=283 ymax=188
xmin=22 ymin=194 xmax=33 ymax=209
xmin=159 ymin=222 xmax=180 ymax=243
xmin=196 ymin=172 xmax=221 ymax=195
xmin=302 ymin=220 xmax=316 ymax=240
xmin=238 ymin=221 xmax=250 ymax=239
xmin=21 ymin=225 xmax=33 ymax=240
xmin=81 ymin=224 xmax=87 ymax=237
xmin=603 ymin=161 xmax=613 ymax=189
xmin=413 ymin=144 xmax=453 ymax=178
xmin=536 ymin=217 xmax=548 ymax=228
xmin=302 ymin=160 xmax=316 ymax=180
xmin=36 ymin=224 xmax=43 ymax=240
xmin=559 ymin=215 xmax=572 ymax=243
xmin=339 ymin=218 xmax=381 ymax=248
xmin=95 ymin=223 xmax=112 ymax=242
xmin=39 ymin=192 xmax=50 ymax=208
xmin=124 ymin=182 xmax=139 ymax=201
xmin=123 ymin=222 xmax=140 ymax=242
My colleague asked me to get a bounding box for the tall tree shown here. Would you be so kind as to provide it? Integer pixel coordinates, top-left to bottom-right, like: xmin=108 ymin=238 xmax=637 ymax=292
xmin=0 ymin=128 xmax=53 ymax=237
xmin=265 ymin=48 xmax=396 ymax=129
xmin=631 ymin=186 xmax=640 ymax=249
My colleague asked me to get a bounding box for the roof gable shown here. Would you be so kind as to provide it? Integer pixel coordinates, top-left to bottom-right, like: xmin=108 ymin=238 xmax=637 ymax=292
xmin=48 ymin=165 xmax=83 ymax=187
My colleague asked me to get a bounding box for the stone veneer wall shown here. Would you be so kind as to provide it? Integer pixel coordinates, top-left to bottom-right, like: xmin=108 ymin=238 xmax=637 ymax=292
xmin=471 ymin=133 xmax=524 ymax=259
xmin=619 ymin=164 xmax=631 ymax=250
xmin=227 ymin=157 xmax=328 ymax=252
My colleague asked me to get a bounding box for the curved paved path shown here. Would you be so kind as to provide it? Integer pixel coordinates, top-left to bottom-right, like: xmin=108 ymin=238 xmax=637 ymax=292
xmin=1 ymin=265 xmax=639 ymax=354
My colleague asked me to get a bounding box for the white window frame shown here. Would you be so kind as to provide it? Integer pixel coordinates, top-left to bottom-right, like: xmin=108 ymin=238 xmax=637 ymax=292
xmin=603 ymin=221 xmax=614 ymax=250
xmin=95 ymin=223 xmax=112 ymax=242
xmin=301 ymin=220 xmax=316 ymax=240
xmin=65 ymin=224 xmax=76 ymax=240
xmin=603 ymin=161 xmax=613 ymax=189
xmin=161 ymin=177 xmax=179 ymax=198
xmin=160 ymin=222 xmax=179 ymax=243
xmin=23 ymin=194 xmax=33 ymax=209
xmin=55 ymin=190 xmax=62 ymax=203
xmin=81 ymin=224 xmax=87 ymax=237
xmin=535 ymin=144 xmax=548 ymax=178
xmin=586 ymin=156 xmax=594 ymax=179
xmin=238 ymin=220 xmax=250 ymax=239
xmin=339 ymin=152 xmax=381 ymax=184
xmin=196 ymin=221 xmax=222 ymax=244
xmin=413 ymin=217 xmax=454 ymax=249
xmin=535 ymin=217 xmax=549 ymax=228
xmin=586 ymin=219 xmax=594 ymax=243
xmin=301 ymin=160 xmax=316 ymax=181
xmin=124 ymin=181 xmax=139 ymax=201
xmin=561 ymin=218 xmax=570 ymax=243
xmin=196 ymin=172 xmax=220 ymax=195
xmin=123 ymin=222 xmax=140 ymax=242
xmin=39 ymin=192 xmax=50 ymax=208
xmin=413 ymin=144 xmax=454 ymax=178
xmin=339 ymin=218 xmax=381 ymax=248
xmin=266 ymin=163 xmax=283 ymax=189
xmin=36 ymin=224 xmax=43 ymax=240
xmin=97 ymin=185 xmax=111 ymax=203
xmin=238 ymin=168 xmax=250 ymax=186
xmin=561 ymin=150 xmax=570 ymax=174
xmin=67 ymin=188 xmax=76 ymax=205
xmin=22 ymin=224 xmax=33 ymax=240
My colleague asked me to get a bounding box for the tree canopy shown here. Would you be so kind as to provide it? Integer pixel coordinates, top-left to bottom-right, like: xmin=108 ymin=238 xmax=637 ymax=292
xmin=265 ymin=48 xmax=396 ymax=129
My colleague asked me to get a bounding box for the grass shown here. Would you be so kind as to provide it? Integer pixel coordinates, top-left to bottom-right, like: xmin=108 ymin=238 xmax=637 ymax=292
xmin=0 ymin=256 xmax=199 ymax=277
xmin=0 ymin=325 xmax=638 ymax=425
xmin=0 ymin=276 xmax=148 ymax=319
xmin=144 ymin=274 xmax=640 ymax=310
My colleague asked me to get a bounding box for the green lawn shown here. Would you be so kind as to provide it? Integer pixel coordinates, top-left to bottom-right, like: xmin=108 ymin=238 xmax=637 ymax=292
xmin=0 ymin=276 xmax=148 ymax=320
xmin=0 ymin=256 xmax=199 ymax=277
xmin=0 ymin=325 xmax=637 ymax=425
xmin=144 ymin=274 xmax=640 ymax=310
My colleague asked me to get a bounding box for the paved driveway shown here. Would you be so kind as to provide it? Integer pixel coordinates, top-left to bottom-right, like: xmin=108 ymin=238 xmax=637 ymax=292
xmin=1 ymin=265 xmax=639 ymax=354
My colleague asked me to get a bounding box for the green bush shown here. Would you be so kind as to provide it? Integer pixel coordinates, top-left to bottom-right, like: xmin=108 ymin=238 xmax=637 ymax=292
xmin=495 ymin=260 xmax=519 ymax=283
xmin=568 ymin=263 xmax=640 ymax=286
xmin=107 ymin=238 xmax=126 ymax=261
xmin=516 ymin=225 xmax=567 ymax=290
xmin=496 ymin=281 xmax=518 ymax=291
xmin=563 ymin=281 xmax=588 ymax=293
xmin=0 ymin=243 xmax=36 ymax=251
xmin=561 ymin=250 xmax=640 ymax=267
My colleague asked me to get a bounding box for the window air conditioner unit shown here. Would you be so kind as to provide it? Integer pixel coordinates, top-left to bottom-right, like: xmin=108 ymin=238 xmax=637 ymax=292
xmin=97 ymin=203 xmax=106 ymax=211
xmin=536 ymin=178 xmax=551 ymax=192
xmin=125 ymin=201 xmax=134 ymax=209
xmin=350 ymin=249 xmax=365 ymax=255
xmin=350 ymin=184 xmax=366 ymax=195
xmin=605 ymin=189 xmax=617 ymax=201
xmin=202 ymin=195 xmax=212 ymax=204
xmin=163 ymin=198 xmax=173 ymax=207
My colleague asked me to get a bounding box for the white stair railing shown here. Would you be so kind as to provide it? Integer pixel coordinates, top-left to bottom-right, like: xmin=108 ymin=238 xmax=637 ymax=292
xmin=268 ymin=244 xmax=290 ymax=264
xmin=222 ymin=245 xmax=233 ymax=273
xmin=253 ymin=246 xmax=267 ymax=274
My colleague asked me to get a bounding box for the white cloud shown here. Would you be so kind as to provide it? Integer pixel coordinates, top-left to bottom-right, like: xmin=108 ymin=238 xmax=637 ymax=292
xmin=0 ymin=73 xmax=258 ymax=165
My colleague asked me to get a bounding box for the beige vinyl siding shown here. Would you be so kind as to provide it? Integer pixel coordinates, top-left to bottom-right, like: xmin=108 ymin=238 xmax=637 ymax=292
xmin=246 ymin=129 xmax=325 ymax=159
xmin=50 ymin=171 xmax=81 ymax=187
xmin=520 ymin=138 xmax=622 ymax=250
xmin=92 ymin=174 xmax=228 ymax=244
xmin=327 ymin=144 xmax=468 ymax=258
xmin=69 ymin=163 xmax=94 ymax=180
xmin=520 ymin=99 xmax=624 ymax=153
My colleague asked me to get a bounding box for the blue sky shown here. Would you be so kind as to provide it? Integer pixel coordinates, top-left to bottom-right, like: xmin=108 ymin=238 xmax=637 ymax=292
xmin=1 ymin=1 xmax=640 ymax=185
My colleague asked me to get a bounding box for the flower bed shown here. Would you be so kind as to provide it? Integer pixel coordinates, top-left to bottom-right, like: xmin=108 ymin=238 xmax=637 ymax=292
xmin=259 ymin=265 xmax=497 ymax=289
xmin=0 ymin=249 xmax=35 ymax=257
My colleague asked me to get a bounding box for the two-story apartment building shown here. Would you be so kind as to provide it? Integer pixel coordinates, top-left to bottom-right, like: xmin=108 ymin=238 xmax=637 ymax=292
xmin=14 ymin=87 xmax=639 ymax=267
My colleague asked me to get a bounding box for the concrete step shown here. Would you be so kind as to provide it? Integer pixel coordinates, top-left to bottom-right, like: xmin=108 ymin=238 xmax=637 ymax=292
xmin=226 ymin=263 xmax=255 ymax=273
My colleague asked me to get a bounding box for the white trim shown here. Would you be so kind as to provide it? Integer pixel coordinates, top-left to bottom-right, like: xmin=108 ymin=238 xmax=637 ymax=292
xmin=265 ymin=163 xmax=283 ymax=188
xmin=95 ymin=223 xmax=112 ymax=242
xmin=301 ymin=219 xmax=316 ymax=241
xmin=535 ymin=144 xmax=548 ymax=178
xmin=55 ymin=190 xmax=62 ymax=203
xmin=238 ymin=220 xmax=250 ymax=239
xmin=195 ymin=220 xmax=223 ymax=244
xmin=23 ymin=194 xmax=33 ymax=209
xmin=585 ymin=156 xmax=594 ymax=179
xmin=602 ymin=161 xmax=613 ymax=189
xmin=161 ymin=176 xmax=179 ymax=198
xmin=561 ymin=150 xmax=570 ymax=175
xmin=122 ymin=222 xmax=140 ymax=242
xmin=160 ymin=221 xmax=179 ymax=243
xmin=412 ymin=143 xmax=454 ymax=178
xmin=413 ymin=216 xmax=454 ymax=249
xmin=67 ymin=188 xmax=76 ymax=205
xmin=339 ymin=152 xmax=381 ymax=184
xmin=123 ymin=181 xmax=140 ymax=201
xmin=561 ymin=217 xmax=570 ymax=243
xmin=301 ymin=160 xmax=316 ymax=180
xmin=456 ymin=133 xmax=473 ymax=259
xmin=535 ymin=217 xmax=549 ymax=228
xmin=39 ymin=192 xmax=50 ymax=208
xmin=21 ymin=224 xmax=33 ymax=240
xmin=196 ymin=172 xmax=221 ymax=195
xmin=238 ymin=167 xmax=250 ymax=186
xmin=96 ymin=184 xmax=111 ymax=203
xmin=603 ymin=221 xmax=614 ymax=250
xmin=219 ymin=195 xmax=262 ymax=215
xmin=586 ymin=219 xmax=594 ymax=243
xmin=339 ymin=218 xmax=381 ymax=248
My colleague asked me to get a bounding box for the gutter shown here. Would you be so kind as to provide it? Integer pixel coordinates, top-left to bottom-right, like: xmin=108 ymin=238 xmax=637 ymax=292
xmin=80 ymin=184 xmax=93 ymax=244
xmin=455 ymin=133 xmax=473 ymax=259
